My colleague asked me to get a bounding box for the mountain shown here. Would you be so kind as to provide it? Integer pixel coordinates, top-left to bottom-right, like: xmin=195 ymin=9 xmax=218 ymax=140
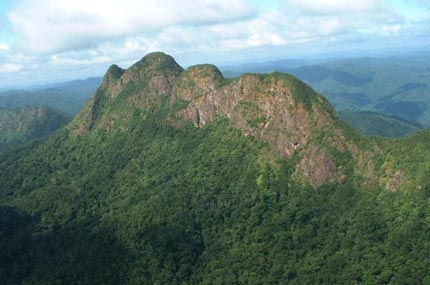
xmin=222 ymin=53 xmax=430 ymax=128
xmin=0 ymin=77 xmax=102 ymax=115
xmin=0 ymin=106 xmax=70 ymax=150
xmin=338 ymin=110 xmax=422 ymax=138
xmin=1 ymin=52 xmax=430 ymax=284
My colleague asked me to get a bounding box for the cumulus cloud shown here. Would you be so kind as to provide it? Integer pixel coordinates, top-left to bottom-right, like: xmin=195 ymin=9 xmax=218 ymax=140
xmin=277 ymin=0 xmax=409 ymax=47
xmin=8 ymin=0 xmax=255 ymax=54
xmin=0 ymin=0 xmax=429 ymax=87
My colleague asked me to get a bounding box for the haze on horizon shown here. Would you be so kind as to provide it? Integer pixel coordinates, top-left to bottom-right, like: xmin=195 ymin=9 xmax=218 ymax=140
xmin=0 ymin=0 xmax=429 ymax=88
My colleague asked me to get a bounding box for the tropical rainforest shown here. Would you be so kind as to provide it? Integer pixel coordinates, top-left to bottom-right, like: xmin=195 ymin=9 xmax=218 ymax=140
xmin=1 ymin=52 xmax=429 ymax=284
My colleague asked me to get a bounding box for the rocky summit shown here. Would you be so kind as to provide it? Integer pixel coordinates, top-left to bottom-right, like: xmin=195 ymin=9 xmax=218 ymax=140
xmin=71 ymin=52 xmax=410 ymax=189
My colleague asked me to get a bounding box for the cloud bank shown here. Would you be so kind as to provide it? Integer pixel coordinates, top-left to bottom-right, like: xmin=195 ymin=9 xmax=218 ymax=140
xmin=0 ymin=0 xmax=429 ymax=87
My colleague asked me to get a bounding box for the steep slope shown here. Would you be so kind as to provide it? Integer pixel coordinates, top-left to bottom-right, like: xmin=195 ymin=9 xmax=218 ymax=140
xmin=0 ymin=106 xmax=70 ymax=149
xmin=1 ymin=52 xmax=430 ymax=284
xmin=69 ymin=53 xmax=366 ymax=189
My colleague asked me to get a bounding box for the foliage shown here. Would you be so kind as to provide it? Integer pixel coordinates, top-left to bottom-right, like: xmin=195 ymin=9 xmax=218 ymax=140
xmin=1 ymin=52 xmax=430 ymax=284
xmin=0 ymin=99 xmax=430 ymax=283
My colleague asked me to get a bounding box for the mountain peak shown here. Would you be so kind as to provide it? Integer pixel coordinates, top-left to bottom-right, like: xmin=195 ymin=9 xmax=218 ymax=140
xmin=70 ymin=52 xmax=370 ymax=188
xmin=101 ymin=64 xmax=124 ymax=88
xmin=172 ymin=64 xmax=224 ymax=101
xmin=185 ymin=64 xmax=223 ymax=78
xmin=127 ymin=52 xmax=184 ymax=77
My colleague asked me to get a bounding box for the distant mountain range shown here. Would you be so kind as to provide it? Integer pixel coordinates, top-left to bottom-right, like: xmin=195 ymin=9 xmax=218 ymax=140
xmin=338 ymin=110 xmax=422 ymax=138
xmin=0 ymin=77 xmax=102 ymax=116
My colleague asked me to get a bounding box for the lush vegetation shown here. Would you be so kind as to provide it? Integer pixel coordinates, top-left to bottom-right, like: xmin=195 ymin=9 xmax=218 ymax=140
xmin=0 ymin=106 xmax=70 ymax=150
xmin=1 ymin=99 xmax=430 ymax=284
xmin=1 ymin=52 xmax=430 ymax=284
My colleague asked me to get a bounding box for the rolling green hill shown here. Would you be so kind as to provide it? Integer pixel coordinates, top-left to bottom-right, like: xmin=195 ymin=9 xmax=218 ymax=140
xmin=1 ymin=52 xmax=430 ymax=284
xmin=0 ymin=106 xmax=70 ymax=150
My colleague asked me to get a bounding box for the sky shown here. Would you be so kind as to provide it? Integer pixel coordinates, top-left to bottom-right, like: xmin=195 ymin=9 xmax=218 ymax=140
xmin=0 ymin=0 xmax=429 ymax=88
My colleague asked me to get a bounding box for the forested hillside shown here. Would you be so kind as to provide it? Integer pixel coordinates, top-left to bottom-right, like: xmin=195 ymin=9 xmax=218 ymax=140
xmin=1 ymin=52 xmax=429 ymax=284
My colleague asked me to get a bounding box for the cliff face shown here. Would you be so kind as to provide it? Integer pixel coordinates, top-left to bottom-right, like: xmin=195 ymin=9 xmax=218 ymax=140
xmin=68 ymin=52 xmax=402 ymax=189
xmin=177 ymin=71 xmax=344 ymax=188
xmin=180 ymin=73 xmax=322 ymax=156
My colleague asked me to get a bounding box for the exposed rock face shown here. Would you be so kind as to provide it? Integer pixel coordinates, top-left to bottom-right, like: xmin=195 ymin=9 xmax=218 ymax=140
xmin=102 ymin=52 xmax=184 ymax=99
xmin=294 ymin=147 xmax=337 ymax=187
xmin=69 ymin=51 xmax=404 ymax=189
xmin=176 ymin=71 xmax=339 ymax=187
xmin=180 ymin=73 xmax=316 ymax=157
xmin=71 ymin=52 xmax=184 ymax=133
xmin=101 ymin=64 xmax=124 ymax=89
xmin=172 ymin=64 xmax=224 ymax=101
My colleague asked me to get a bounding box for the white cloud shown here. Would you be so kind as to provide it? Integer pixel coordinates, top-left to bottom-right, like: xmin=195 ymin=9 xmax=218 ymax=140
xmin=380 ymin=24 xmax=402 ymax=35
xmin=50 ymin=54 xmax=111 ymax=66
xmin=0 ymin=0 xmax=428 ymax=87
xmin=287 ymin=0 xmax=380 ymax=15
xmin=8 ymin=0 xmax=255 ymax=54
xmin=0 ymin=63 xmax=23 ymax=73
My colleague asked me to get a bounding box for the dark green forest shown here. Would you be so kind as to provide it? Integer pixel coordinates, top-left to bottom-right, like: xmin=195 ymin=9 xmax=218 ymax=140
xmin=1 ymin=105 xmax=430 ymax=284
xmin=1 ymin=53 xmax=430 ymax=284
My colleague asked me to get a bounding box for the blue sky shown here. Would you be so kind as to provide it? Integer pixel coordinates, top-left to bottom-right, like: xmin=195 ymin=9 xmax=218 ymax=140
xmin=0 ymin=0 xmax=429 ymax=88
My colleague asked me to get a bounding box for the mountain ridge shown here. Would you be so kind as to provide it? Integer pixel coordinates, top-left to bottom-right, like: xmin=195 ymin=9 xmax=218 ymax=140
xmin=1 ymin=52 xmax=430 ymax=284
xmin=67 ymin=52 xmax=407 ymax=190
